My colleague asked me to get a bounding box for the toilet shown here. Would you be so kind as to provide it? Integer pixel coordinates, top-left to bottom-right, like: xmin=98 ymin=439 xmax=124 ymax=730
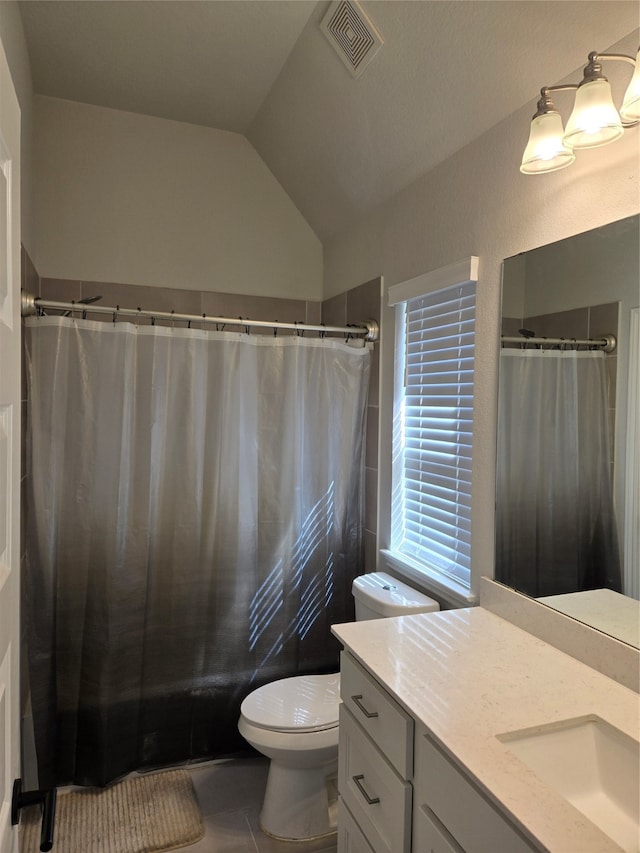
xmin=238 ymin=571 xmax=439 ymax=840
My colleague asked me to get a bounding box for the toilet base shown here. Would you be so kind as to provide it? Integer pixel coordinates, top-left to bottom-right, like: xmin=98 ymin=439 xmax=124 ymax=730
xmin=259 ymin=762 xmax=338 ymax=841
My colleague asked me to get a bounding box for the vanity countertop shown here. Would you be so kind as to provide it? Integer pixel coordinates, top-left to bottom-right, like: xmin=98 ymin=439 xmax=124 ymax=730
xmin=332 ymin=606 xmax=640 ymax=853
xmin=537 ymin=588 xmax=640 ymax=649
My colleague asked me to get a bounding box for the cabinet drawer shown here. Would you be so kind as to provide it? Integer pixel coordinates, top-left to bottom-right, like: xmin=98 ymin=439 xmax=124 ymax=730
xmin=340 ymin=651 xmax=413 ymax=778
xmin=414 ymin=730 xmax=538 ymax=853
xmin=339 ymin=705 xmax=412 ymax=853
xmin=338 ymin=797 xmax=375 ymax=853
xmin=413 ymin=805 xmax=463 ymax=853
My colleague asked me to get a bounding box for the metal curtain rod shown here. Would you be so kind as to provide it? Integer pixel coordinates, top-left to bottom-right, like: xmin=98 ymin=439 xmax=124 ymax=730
xmin=501 ymin=333 xmax=616 ymax=353
xmin=21 ymin=295 xmax=380 ymax=342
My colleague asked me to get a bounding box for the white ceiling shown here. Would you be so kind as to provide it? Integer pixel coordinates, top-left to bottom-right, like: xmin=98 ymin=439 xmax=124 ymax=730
xmin=18 ymin=0 xmax=640 ymax=240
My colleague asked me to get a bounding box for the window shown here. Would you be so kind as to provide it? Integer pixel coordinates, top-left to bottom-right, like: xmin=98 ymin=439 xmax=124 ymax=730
xmin=383 ymin=258 xmax=479 ymax=604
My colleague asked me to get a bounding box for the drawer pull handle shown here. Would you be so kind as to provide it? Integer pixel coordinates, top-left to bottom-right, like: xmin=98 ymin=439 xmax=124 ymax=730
xmin=352 ymin=774 xmax=380 ymax=805
xmin=351 ymin=694 xmax=379 ymax=718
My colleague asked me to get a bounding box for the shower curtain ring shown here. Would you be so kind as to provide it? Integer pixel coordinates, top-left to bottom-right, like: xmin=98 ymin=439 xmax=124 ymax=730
xmin=319 ymin=323 xmax=326 ymax=339
xmin=112 ymin=305 xmax=119 ymax=324
xmin=136 ymin=307 xmax=142 ymax=326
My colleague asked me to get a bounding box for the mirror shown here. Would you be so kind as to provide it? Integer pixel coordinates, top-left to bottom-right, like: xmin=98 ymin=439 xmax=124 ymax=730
xmin=497 ymin=214 xmax=640 ymax=648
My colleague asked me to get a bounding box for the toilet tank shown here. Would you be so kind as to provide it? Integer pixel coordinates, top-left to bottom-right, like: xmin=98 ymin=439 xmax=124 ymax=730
xmin=352 ymin=571 xmax=440 ymax=620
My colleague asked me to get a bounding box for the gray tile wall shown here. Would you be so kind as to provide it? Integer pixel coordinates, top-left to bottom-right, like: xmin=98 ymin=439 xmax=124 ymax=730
xmin=37 ymin=278 xmax=321 ymax=333
xmin=322 ymin=278 xmax=381 ymax=573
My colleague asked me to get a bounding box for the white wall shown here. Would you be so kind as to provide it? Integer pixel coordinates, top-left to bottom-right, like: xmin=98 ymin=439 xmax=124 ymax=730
xmin=33 ymin=96 xmax=323 ymax=299
xmin=0 ymin=0 xmax=34 ymax=255
xmin=324 ymin=30 xmax=640 ymax=594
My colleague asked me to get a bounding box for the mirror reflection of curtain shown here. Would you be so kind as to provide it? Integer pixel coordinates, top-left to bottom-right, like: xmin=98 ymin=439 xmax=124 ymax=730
xmin=496 ymin=349 xmax=621 ymax=598
xmin=25 ymin=317 xmax=370 ymax=788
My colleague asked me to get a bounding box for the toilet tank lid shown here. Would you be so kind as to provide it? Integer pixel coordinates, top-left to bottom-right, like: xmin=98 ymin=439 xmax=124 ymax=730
xmin=352 ymin=572 xmax=440 ymax=616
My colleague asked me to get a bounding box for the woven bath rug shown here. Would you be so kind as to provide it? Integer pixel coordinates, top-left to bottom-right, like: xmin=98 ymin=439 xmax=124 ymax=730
xmin=20 ymin=769 xmax=204 ymax=853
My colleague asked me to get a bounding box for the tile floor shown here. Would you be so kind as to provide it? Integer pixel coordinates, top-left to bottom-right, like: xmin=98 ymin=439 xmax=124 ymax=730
xmin=187 ymin=757 xmax=338 ymax=853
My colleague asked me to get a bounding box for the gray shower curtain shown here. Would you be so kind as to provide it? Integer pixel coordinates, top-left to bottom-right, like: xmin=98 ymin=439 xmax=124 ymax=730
xmin=25 ymin=317 xmax=370 ymax=787
xmin=495 ymin=349 xmax=621 ymax=597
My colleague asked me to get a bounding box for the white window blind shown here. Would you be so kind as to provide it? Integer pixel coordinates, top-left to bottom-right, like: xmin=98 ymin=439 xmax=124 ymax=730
xmin=391 ymin=281 xmax=476 ymax=588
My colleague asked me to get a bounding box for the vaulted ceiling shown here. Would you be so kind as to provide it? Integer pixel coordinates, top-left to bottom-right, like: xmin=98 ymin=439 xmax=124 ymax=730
xmin=18 ymin=1 xmax=640 ymax=240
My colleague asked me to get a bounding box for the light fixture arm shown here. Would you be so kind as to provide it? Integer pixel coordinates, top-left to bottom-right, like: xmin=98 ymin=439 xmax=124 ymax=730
xmin=532 ymin=84 xmax=578 ymax=118
xmin=593 ymin=53 xmax=638 ymax=68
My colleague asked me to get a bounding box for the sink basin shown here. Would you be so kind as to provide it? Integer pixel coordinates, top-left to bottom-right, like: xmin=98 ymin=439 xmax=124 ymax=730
xmin=497 ymin=716 xmax=639 ymax=853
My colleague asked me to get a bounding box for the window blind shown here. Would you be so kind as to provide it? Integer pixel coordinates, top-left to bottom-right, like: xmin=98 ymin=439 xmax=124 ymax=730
xmin=391 ymin=281 xmax=476 ymax=587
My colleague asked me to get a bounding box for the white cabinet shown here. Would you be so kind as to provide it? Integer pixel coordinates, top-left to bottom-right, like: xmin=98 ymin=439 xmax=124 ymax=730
xmin=338 ymin=652 xmax=539 ymax=853
xmin=412 ymin=728 xmax=538 ymax=853
xmin=338 ymin=652 xmax=413 ymax=853
xmin=340 ymin=651 xmax=413 ymax=777
xmin=414 ymin=805 xmax=464 ymax=853
xmin=337 ymin=798 xmax=375 ymax=853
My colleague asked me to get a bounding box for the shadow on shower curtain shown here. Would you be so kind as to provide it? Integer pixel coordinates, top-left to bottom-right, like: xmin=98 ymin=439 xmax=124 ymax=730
xmin=495 ymin=348 xmax=621 ymax=598
xmin=24 ymin=317 xmax=370 ymax=787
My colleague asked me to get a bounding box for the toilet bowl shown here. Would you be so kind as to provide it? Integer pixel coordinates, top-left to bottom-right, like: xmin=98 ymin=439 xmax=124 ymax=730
xmin=238 ymin=572 xmax=439 ymax=841
xmin=238 ymin=673 xmax=340 ymax=841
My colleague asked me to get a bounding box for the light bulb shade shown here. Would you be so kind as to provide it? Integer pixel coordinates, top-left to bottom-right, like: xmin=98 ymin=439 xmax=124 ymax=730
xmin=563 ymin=79 xmax=624 ymax=148
xmin=620 ymin=49 xmax=640 ymax=122
xmin=520 ymin=111 xmax=575 ymax=174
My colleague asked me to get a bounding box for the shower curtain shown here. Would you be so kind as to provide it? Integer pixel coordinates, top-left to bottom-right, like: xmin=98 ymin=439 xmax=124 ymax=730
xmin=495 ymin=348 xmax=621 ymax=597
xmin=25 ymin=316 xmax=370 ymax=787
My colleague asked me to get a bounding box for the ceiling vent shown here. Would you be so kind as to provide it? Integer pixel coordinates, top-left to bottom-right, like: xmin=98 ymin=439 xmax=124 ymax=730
xmin=320 ymin=1 xmax=383 ymax=79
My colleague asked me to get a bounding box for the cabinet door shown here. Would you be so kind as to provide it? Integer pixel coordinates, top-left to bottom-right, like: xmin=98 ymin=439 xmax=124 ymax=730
xmin=339 ymin=705 xmax=411 ymax=853
xmin=414 ymin=731 xmax=538 ymax=853
xmin=338 ymin=797 xmax=375 ymax=853
xmin=413 ymin=805 xmax=464 ymax=853
xmin=340 ymin=651 xmax=413 ymax=778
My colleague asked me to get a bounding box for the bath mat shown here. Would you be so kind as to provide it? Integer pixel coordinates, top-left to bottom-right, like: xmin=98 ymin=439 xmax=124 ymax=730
xmin=20 ymin=768 xmax=204 ymax=853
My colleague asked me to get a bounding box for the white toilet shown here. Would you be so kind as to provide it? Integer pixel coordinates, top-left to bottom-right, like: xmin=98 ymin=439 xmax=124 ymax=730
xmin=238 ymin=571 xmax=439 ymax=840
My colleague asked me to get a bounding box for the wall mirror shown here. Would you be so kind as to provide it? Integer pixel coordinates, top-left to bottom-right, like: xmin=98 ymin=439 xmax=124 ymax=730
xmin=496 ymin=214 xmax=639 ymax=648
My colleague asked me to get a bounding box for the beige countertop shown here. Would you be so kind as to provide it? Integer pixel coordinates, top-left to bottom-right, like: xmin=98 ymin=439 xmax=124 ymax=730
xmin=332 ymin=606 xmax=640 ymax=853
xmin=537 ymin=589 xmax=640 ymax=649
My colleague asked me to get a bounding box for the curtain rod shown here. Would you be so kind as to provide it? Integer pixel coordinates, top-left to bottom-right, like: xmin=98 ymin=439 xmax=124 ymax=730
xmin=21 ymin=295 xmax=380 ymax=342
xmin=501 ymin=333 xmax=616 ymax=353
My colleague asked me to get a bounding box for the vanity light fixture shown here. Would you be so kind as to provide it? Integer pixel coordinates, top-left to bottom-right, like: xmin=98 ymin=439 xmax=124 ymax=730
xmin=520 ymin=48 xmax=640 ymax=174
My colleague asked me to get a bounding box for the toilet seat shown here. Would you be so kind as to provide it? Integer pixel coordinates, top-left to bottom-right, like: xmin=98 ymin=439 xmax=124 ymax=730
xmin=240 ymin=673 xmax=340 ymax=733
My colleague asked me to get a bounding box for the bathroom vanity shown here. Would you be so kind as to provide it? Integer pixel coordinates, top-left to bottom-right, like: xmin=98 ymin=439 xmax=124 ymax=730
xmin=333 ymin=605 xmax=639 ymax=853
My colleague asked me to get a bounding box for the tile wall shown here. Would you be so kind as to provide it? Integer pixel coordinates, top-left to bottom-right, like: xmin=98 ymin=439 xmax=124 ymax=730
xmin=322 ymin=278 xmax=381 ymax=574
xmin=35 ymin=277 xmax=322 ymax=330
